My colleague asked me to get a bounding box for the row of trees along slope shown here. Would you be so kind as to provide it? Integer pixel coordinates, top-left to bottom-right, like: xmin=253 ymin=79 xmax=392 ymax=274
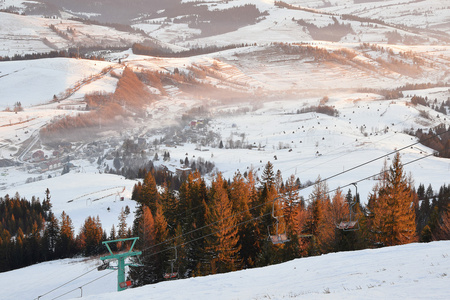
xmin=0 ymin=188 xmax=132 ymax=271
xmin=40 ymin=67 xmax=154 ymax=143
xmin=1 ymin=154 xmax=448 ymax=278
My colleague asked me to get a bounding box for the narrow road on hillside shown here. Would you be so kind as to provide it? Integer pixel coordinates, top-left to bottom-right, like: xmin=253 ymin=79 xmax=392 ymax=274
xmin=16 ymin=131 xmax=40 ymax=163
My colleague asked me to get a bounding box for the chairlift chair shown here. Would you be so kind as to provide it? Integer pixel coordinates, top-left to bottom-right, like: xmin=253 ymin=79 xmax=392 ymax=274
xmin=97 ymin=261 xmax=110 ymax=271
xmin=268 ymin=197 xmax=290 ymax=244
xmin=337 ymin=220 xmax=359 ymax=231
xmin=337 ymin=183 xmax=360 ymax=231
xmin=163 ymin=247 xmax=179 ymax=280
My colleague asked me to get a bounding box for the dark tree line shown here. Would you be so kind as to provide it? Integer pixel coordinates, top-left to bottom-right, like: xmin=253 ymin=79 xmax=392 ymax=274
xmin=0 ymin=46 xmax=130 ymax=62
xmin=132 ymin=43 xmax=252 ymax=58
xmin=297 ymin=104 xmax=339 ymax=117
xmin=412 ymin=124 xmax=450 ymax=158
xmin=297 ymin=17 xmax=354 ymax=42
xmin=0 ymin=189 xmax=131 ymax=272
xmin=0 ymin=50 xmax=78 ymax=62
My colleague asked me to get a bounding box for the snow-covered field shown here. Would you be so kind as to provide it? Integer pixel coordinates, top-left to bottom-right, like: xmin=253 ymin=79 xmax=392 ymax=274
xmin=1 ymin=86 xmax=448 ymax=207
xmin=0 ymin=11 xmax=147 ymax=57
xmin=3 ymin=241 xmax=449 ymax=300
xmin=0 ymin=58 xmax=117 ymax=109
xmin=1 ymin=170 xmax=138 ymax=232
xmin=132 ymin=0 xmax=450 ymax=47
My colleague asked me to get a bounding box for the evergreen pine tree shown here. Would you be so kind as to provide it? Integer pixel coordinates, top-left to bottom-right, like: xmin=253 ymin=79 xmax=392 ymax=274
xmin=177 ymin=171 xmax=208 ymax=276
xmin=230 ymin=172 xmax=259 ymax=268
xmin=78 ymin=216 xmax=103 ymax=256
xmin=58 ymin=211 xmax=74 ymax=258
xmin=283 ymin=174 xmax=301 ymax=231
xmin=153 ymin=200 xmax=170 ymax=279
xmin=433 ymin=203 xmax=450 ymax=240
xmin=117 ymin=208 xmax=128 ymax=239
xmin=160 ymin=182 xmax=178 ymax=236
xmin=370 ymin=153 xmax=417 ymax=246
xmin=304 ymin=178 xmax=333 ymax=254
xmin=129 ymin=206 xmax=157 ymax=286
xmin=205 ymin=173 xmax=241 ymax=274
xmin=42 ymin=188 xmax=52 ymax=221
xmin=261 ymin=161 xmax=275 ymax=190
xmin=42 ymin=212 xmax=60 ymax=260
xmin=139 ymin=172 xmax=159 ymax=213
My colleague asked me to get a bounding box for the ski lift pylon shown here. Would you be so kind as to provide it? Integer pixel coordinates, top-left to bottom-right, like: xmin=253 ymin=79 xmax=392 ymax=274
xmin=99 ymin=237 xmax=142 ymax=292
xmin=268 ymin=197 xmax=290 ymax=244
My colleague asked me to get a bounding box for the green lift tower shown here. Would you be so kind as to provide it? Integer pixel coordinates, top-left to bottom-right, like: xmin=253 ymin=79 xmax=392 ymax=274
xmin=99 ymin=237 xmax=142 ymax=291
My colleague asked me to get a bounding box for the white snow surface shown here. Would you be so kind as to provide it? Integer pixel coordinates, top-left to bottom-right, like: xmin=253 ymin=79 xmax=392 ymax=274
xmin=3 ymin=241 xmax=450 ymax=300
xmin=0 ymin=58 xmax=117 ymax=109
xmin=0 ymin=12 xmax=147 ymax=57
xmin=1 ymin=171 xmax=139 ymax=233
xmin=135 ymin=0 xmax=450 ymax=47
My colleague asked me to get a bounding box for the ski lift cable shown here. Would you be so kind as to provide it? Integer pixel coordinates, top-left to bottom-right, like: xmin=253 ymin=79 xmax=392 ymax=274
xmin=35 ymin=267 xmax=98 ymax=300
xmin=40 ymin=151 xmax=436 ymax=295
xmin=35 ymin=140 xmax=442 ymax=297
xmin=300 ymin=153 xmax=434 ymax=208
xmin=49 ymin=270 xmax=115 ymax=300
xmin=138 ymin=141 xmax=442 ymax=255
xmin=139 ymin=128 xmax=450 ymax=253
xmin=35 ymin=239 xmax=138 ymax=300
xmin=284 ymin=127 xmax=449 ymax=183
xmin=298 ymin=128 xmax=449 ymax=194
xmin=327 ymin=153 xmax=435 ymax=195
xmin=304 ymin=153 xmax=434 ymax=231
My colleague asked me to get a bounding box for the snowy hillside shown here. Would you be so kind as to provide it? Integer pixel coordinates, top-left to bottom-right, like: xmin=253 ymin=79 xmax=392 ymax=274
xmin=131 ymin=0 xmax=450 ymax=46
xmin=0 ymin=1 xmax=449 ymax=299
xmin=0 ymin=51 xmax=449 ymax=229
xmin=0 ymin=57 xmax=117 ymax=108
xmin=0 ymin=0 xmax=448 ymax=231
xmin=1 ymin=171 xmax=138 ymax=232
xmin=0 ymin=11 xmax=147 ymax=57
xmin=3 ymin=241 xmax=450 ymax=300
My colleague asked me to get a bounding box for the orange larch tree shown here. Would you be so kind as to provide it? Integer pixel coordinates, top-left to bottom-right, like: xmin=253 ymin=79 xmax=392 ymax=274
xmin=370 ymin=153 xmax=417 ymax=246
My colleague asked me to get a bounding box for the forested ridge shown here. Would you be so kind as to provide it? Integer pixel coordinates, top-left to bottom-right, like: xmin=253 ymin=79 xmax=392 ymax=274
xmin=1 ymin=154 xmax=449 ymax=283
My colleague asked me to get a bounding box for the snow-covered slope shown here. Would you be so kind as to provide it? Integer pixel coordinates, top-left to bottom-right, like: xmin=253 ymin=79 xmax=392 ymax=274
xmin=0 ymin=12 xmax=147 ymax=57
xmin=292 ymin=0 xmax=450 ymax=32
xmin=0 ymin=57 xmax=117 ymax=109
xmin=141 ymin=90 xmax=450 ymax=202
xmin=132 ymin=0 xmax=450 ymax=46
xmin=1 ymin=171 xmax=138 ymax=232
xmin=3 ymin=241 xmax=449 ymax=300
